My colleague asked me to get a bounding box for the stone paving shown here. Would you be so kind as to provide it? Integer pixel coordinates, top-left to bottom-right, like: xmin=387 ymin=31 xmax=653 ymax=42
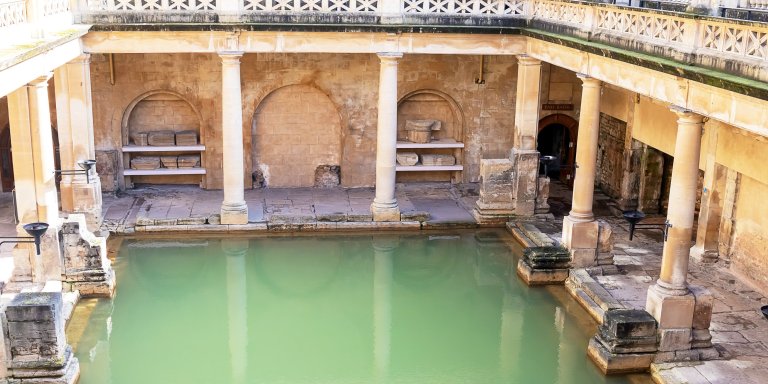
xmin=1 ymin=181 xmax=767 ymax=383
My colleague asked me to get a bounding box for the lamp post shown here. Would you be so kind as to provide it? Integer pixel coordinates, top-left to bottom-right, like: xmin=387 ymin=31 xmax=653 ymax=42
xmin=0 ymin=222 xmax=49 ymax=255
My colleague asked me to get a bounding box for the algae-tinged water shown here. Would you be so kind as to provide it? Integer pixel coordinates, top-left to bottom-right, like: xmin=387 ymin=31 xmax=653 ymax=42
xmin=67 ymin=230 xmax=649 ymax=384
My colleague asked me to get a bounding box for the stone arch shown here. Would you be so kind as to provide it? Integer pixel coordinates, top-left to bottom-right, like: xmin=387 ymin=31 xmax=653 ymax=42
xmin=396 ymin=89 xmax=465 ymax=182
xmin=538 ymin=114 xmax=578 ymax=184
xmin=121 ymin=90 xmax=203 ymax=145
xmin=251 ymin=84 xmax=343 ymax=187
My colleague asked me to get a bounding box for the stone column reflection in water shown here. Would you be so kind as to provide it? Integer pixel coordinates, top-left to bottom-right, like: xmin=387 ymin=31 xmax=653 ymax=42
xmin=223 ymin=239 xmax=249 ymax=384
xmin=372 ymin=237 xmax=396 ymax=380
xmin=371 ymin=53 xmax=402 ymax=222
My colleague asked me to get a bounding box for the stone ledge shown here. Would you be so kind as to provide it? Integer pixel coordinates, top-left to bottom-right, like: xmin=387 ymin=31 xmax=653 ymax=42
xmin=566 ymin=269 xmax=625 ymax=324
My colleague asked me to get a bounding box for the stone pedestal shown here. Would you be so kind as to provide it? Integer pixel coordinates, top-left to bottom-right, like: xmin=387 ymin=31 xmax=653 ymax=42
xmin=516 ymin=246 xmax=571 ymax=285
xmin=511 ymin=149 xmax=539 ymax=216
xmin=535 ymin=176 xmax=550 ymax=213
xmin=474 ymin=158 xmax=515 ymax=224
xmin=61 ymin=214 xmax=115 ymax=297
xmin=4 ymin=292 xmax=80 ymax=384
xmin=587 ymin=309 xmax=657 ymax=374
xmin=562 ymin=216 xmax=599 ymax=268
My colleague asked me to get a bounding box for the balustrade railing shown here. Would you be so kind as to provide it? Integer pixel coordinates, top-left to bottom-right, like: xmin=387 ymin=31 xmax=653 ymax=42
xmin=0 ymin=0 xmax=26 ymax=28
xmin=402 ymin=0 xmax=524 ymax=15
xmin=242 ymin=0 xmax=377 ymax=12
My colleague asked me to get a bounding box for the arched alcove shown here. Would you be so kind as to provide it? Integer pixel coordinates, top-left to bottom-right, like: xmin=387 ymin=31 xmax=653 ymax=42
xmin=251 ymin=84 xmax=342 ymax=187
xmin=538 ymin=114 xmax=578 ymax=185
xmin=121 ymin=90 xmax=204 ymax=187
xmin=396 ymin=90 xmax=465 ymax=183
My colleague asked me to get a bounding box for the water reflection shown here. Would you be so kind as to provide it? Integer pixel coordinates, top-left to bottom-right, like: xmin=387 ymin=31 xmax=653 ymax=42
xmin=68 ymin=231 xmax=647 ymax=384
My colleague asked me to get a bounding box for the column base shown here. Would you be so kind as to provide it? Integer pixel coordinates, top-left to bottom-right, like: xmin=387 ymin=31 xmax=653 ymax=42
xmin=516 ymin=259 xmax=569 ymax=286
xmin=690 ymin=245 xmax=719 ymax=263
xmin=588 ymin=337 xmax=655 ymax=374
xmin=371 ymin=201 xmax=400 ymax=222
xmin=60 ymin=178 xmax=103 ymax=231
xmin=646 ymin=283 xmax=695 ymax=329
xmin=562 ymin=216 xmax=600 ymax=268
xmin=221 ymin=202 xmax=249 ymax=225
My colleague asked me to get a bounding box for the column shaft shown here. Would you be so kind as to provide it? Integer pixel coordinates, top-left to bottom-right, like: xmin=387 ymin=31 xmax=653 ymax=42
xmin=54 ymin=55 xmax=102 ymax=228
xmin=657 ymin=109 xmax=704 ymax=293
xmin=570 ymin=76 xmax=602 ymax=221
xmin=220 ymin=53 xmax=248 ymax=225
xmin=371 ymin=53 xmax=402 ymax=222
xmin=513 ymin=55 xmax=542 ymax=150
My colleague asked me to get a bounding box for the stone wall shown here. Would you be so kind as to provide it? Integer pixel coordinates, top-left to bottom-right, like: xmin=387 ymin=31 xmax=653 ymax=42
xmin=90 ymin=53 xmax=518 ymax=190
xmin=731 ymin=175 xmax=768 ymax=295
xmin=596 ymin=112 xmax=627 ymax=200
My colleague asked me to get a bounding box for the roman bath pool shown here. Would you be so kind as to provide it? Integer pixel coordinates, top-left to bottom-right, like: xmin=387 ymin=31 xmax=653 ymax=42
xmin=66 ymin=230 xmax=650 ymax=384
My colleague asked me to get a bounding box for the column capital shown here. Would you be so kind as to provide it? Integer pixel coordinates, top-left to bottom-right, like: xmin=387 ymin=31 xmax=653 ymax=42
xmin=516 ymin=54 xmax=541 ymax=66
xmin=577 ymin=73 xmax=601 ymax=87
xmin=377 ymin=52 xmax=403 ymax=62
xmin=219 ymin=51 xmax=244 ymax=63
xmin=669 ymin=105 xmax=704 ymax=123
xmin=28 ymin=73 xmax=53 ymax=87
xmin=70 ymin=54 xmax=91 ymax=65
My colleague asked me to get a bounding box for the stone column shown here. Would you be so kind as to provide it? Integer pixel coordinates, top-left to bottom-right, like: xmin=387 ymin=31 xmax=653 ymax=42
xmin=371 ymin=53 xmax=402 ymax=222
xmin=223 ymin=239 xmax=248 ymax=384
xmin=645 ymin=107 xmax=704 ymax=357
xmin=7 ymin=75 xmax=63 ymax=282
xmin=54 ymin=54 xmax=103 ymax=231
xmin=219 ymin=52 xmax=248 ymax=225
xmin=691 ymin=124 xmax=723 ymax=263
xmin=561 ymin=75 xmax=601 ymax=268
xmin=474 ymin=55 xmax=541 ymax=222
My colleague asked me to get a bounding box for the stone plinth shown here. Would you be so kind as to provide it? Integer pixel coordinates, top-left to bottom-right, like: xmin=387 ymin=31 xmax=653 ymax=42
xmin=314 ymin=165 xmax=340 ymax=188
xmin=511 ymin=149 xmax=539 ymax=216
xmin=588 ymin=309 xmax=657 ymax=374
xmin=516 ymin=246 xmax=570 ymax=285
xmin=562 ymin=216 xmax=600 ymax=268
xmin=396 ymin=152 xmax=418 ymax=166
xmin=535 ymin=176 xmax=550 ymax=213
xmin=4 ymin=292 xmax=80 ymax=384
xmin=61 ymin=215 xmax=115 ymax=297
xmin=474 ymin=158 xmax=515 ymax=223
xmin=420 ymin=154 xmax=455 ymax=166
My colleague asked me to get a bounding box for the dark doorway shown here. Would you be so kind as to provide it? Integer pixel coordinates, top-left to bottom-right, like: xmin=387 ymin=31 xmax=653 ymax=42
xmin=537 ymin=114 xmax=578 ymax=187
xmin=0 ymin=125 xmax=61 ymax=192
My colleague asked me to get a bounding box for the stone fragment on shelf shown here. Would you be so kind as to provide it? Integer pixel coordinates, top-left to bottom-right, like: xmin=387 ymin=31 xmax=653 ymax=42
xmin=420 ymin=154 xmax=455 ymax=166
xmin=396 ymin=152 xmax=419 ymax=166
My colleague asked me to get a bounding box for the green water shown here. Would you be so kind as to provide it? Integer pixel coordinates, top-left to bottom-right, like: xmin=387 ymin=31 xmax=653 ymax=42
xmin=67 ymin=230 xmax=649 ymax=384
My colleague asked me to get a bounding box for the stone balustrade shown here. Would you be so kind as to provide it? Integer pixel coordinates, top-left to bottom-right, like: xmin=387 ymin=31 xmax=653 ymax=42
xmin=0 ymin=0 xmax=26 ymax=28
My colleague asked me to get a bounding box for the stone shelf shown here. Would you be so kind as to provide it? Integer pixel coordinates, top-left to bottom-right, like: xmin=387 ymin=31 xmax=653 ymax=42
xmin=396 ymin=139 xmax=464 ymax=149
xmin=396 ymin=165 xmax=463 ymax=172
xmin=124 ymin=168 xmax=206 ymax=176
xmin=122 ymin=145 xmax=205 ymax=152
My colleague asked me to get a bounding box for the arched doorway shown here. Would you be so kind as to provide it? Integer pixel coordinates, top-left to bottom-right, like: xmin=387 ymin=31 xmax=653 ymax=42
xmin=537 ymin=114 xmax=578 ymax=186
xmin=252 ymin=85 xmax=342 ymax=187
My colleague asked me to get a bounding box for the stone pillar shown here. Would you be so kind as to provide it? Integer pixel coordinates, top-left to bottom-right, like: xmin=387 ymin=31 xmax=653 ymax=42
xmin=223 ymin=239 xmax=248 ymax=384
xmin=645 ymin=107 xmax=704 ymax=360
xmin=691 ymin=125 xmax=723 ymax=263
xmin=372 ymin=237 xmax=396 ymax=378
xmin=54 ymin=55 xmax=102 ymax=231
xmin=7 ymin=75 xmax=63 ymax=283
xmin=562 ymin=75 xmax=601 ymax=268
xmin=371 ymin=53 xmax=402 ymax=222
xmin=219 ymin=53 xmax=248 ymax=225
xmin=61 ymin=214 xmax=115 ymax=297
xmin=474 ymin=55 xmax=542 ymax=222
xmin=3 ymin=292 xmax=79 ymax=383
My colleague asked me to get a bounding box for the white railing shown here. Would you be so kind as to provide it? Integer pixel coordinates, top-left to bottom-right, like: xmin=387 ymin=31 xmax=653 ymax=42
xmin=595 ymin=6 xmax=689 ymax=45
xmin=0 ymin=0 xmax=26 ymax=28
xmin=700 ymin=19 xmax=768 ymax=59
xmin=531 ymin=0 xmax=587 ymax=28
xmin=748 ymin=0 xmax=768 ymax=10
xmin=99 ymin=0 xmax=217 ymax=11
xmin=43 ymin=0 xmax=69 ymax=15
xmin=402 ymin=0 xmax=524 ymax=15
xmin=242 ymin=0 xmax=377 ymax=12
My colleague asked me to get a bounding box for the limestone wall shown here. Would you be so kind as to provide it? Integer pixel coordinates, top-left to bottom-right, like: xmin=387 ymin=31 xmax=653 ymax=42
xmin=731 ymin=175 xmax=768 ymax=295
xmin=90 ymin=53 xmax=518 ymax=190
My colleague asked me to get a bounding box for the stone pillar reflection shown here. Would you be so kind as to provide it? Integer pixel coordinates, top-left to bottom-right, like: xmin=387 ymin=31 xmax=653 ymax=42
xmin=645 ymin=107 xmax=704 ymax=356
xmin=372 ymin=237 xmax=396 ymax=380
xmin=561 ymin=75 xmax=601 ymax=268
xmin=54 ymin=54 xmax=102 ymax=231
xmin=7 ymin=74 xmax=63 ymax=282
xmin=220 ymin=52 xmax=248 ymax=225
xmin=223 ymin=239 xmax=249 ymax=384
xmin=371 ymin=53 xmax=402 ymax=222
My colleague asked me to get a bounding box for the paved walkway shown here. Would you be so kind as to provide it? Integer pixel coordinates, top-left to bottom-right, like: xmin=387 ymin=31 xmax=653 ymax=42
xmin=1 ymin=181 xmax=767 ymax=383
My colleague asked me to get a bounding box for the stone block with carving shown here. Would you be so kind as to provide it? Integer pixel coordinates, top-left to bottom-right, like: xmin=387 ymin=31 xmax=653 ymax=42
xmin=404 ymin=119 xmax=441 ymax=143
xmin=396 ymin=152 xmax=418 ymax=166
xmin=587 ymin=309 xmax=658 ymax=374
xmin=420 ymin=154 xmax=455 ymax=166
